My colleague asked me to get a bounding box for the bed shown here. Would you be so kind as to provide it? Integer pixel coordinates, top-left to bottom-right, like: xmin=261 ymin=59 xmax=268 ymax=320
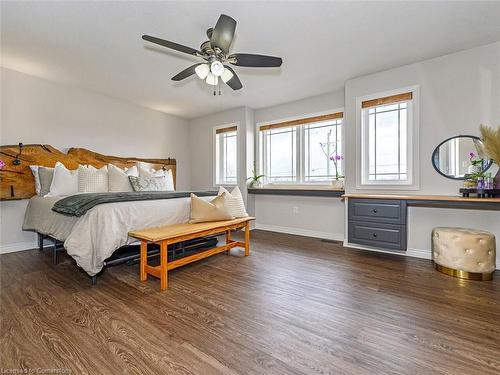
xmin=23 ymin=192 xmax=217 ymax=277
xmin=1 ymin=144 xmax=218 ymax=283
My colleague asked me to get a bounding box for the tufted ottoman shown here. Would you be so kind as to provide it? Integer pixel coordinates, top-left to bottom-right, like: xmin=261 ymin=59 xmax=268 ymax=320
xmin=432 ymin=227 xmax=496 ymax=280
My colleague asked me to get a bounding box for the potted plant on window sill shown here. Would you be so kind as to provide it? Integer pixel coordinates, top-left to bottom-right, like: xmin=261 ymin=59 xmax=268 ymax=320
xmin=329 ymin=154 xmax=344 ymax=190
xmin=247 ymin=167 xmax=265 ymax=188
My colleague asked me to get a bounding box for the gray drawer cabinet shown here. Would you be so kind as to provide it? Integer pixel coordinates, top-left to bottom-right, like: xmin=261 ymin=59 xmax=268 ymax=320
xmin=348 ymin=199 xmax=407 ymax=251
xmin=348 ymin=199 xmax=406 ymax=224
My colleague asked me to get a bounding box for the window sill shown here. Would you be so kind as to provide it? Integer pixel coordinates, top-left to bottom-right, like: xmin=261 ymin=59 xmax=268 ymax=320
xmin=248 ymin=186 xmax=344 ymax=197
xmin=214 ymin=183 xmax=238 ymax=188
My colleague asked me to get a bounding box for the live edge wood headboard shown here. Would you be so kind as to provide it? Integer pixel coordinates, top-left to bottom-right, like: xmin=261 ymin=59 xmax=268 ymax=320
xmin=0 ymin=144 xmax=176 ymax=201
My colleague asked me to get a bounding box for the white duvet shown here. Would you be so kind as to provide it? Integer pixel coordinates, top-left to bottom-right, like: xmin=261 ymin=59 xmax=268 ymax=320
xmin=23 ymin=195 xmax=215 ymax=275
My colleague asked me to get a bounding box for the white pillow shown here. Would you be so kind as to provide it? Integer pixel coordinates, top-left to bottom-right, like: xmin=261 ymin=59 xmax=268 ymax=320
xmin=156 ymin=169 xmax=175 ymax=191
xmin=218 ymin=186 xmax=248 ymax=218
xmin=78 ymin=165 xmax=108 ymax=193
xmin=108 ymin=164 xmax=138 ymax=192
xmin=29 ymin=165 xmax=41 ymax=195
xmin=136 ymin=162 xmax=155 ymax=177
xmin=46 ymin=162 xmax=79 ymax=197
xmin=137 ymin=163 xmax=174 ymax=191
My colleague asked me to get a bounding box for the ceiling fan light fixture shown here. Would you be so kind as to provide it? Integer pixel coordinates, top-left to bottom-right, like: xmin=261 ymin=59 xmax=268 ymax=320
xmin=210 ymin=60 xmax=224 ymax=77
xmin=206 ymin=72 xmax=218 ymax=86
xmin=195 ymin=64 xmax=210 ymax=79
xmin=221 ymin=67 xmax=234 ymax=83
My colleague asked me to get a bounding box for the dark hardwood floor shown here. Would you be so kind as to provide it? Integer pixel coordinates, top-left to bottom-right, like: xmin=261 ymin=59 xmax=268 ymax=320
xmin=1 ymin=230 xmax=499 ymax=375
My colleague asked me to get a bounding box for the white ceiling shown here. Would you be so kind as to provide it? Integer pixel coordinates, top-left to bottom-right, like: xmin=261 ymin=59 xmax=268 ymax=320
xmin=2 ymin=1 xmax=500 ymax=119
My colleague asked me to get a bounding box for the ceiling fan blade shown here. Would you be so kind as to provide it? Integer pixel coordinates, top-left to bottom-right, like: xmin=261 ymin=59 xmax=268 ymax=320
xmin=142 ymin=35 xmax=200 ymax=56
xmin=171 ymin=64 xmax=202 ymax=81
xmin=210 ymin=14 xmax=236 ymax=54
xmin=223 ymin=66 xmax=242 ymax=90
xmin=229 ymin=53 xmax=282 ymax=67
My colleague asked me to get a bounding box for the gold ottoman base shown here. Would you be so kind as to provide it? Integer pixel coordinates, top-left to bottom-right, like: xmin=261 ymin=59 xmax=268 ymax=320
xmin=434 ymin=263 xmax=493 ymax=281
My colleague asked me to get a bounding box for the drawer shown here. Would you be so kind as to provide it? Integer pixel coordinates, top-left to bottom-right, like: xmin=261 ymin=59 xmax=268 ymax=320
xmin=348 ymin=199 xmax=406 ymax=224
xmin=348 ymin=221 xmax=407 ymax=251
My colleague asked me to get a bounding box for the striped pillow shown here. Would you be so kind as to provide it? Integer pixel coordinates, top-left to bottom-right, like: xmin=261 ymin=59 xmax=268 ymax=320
xmin=218 ymin=186 xmax=248 ymax=218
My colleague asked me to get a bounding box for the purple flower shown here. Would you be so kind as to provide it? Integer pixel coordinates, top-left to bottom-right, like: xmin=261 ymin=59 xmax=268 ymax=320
xmin=469 ymin=152 xmax=476 ymax=159
xmin=0 ymin=160 xmax=5 ymax=169
xmin=330 ymin=154 xmax=343 ymax=161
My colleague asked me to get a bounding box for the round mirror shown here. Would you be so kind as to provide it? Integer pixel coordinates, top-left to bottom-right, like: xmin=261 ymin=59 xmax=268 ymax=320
xmin=432 ymin=135 xmax=492 ymax=180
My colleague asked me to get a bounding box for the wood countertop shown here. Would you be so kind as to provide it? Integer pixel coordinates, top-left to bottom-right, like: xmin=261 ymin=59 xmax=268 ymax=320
xmin=342 ymin=193 xmax=500 ymax=204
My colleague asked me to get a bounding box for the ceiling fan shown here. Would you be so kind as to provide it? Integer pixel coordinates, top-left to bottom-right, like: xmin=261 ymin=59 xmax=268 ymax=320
xmin=142 ymin=14 xmax=283 ymax=94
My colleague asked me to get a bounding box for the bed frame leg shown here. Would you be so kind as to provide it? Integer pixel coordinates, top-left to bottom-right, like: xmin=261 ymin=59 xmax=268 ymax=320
xmin=91 ymin=275 xmax=97 ymax=286
xmin=53 ymin=240 xmax=58 ymax=265
xmin=37 ymin=233 xmax=44 ymax=251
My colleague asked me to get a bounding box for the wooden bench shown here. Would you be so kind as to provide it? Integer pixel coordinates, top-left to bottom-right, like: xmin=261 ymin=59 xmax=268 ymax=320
xmin=129 ymin=217 xmax=255 ymax=290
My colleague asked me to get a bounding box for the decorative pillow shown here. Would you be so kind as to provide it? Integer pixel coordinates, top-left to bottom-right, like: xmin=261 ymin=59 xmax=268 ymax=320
xmin=156 ymin=169 xmax=175 ymax=191
xmin=78 ymin=165 xmax=109 ymax=193
xmin=137 ymin=164 xmax=174 ymax=191
xmin=136 ymin=162 xmax=155 ymax=177
xmin=47 ymin=162 xmax=78 ymax=197
xmin=38 ymin=166 xmax=54 ymax=196
xmin=218 ymin=186 xmax=248 ymax=218
xmin=29 ymin=165 xmax=41 ymax=195
xmin=128 ymin=176 xmax=169 ymax=192
xmin=108 ymin=164 xmax=138 ymax=192
xmin=189 ymin=193 xmax=234 ymax=224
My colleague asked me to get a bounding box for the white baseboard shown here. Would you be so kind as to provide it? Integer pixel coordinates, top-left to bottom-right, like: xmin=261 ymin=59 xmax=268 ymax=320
xmin=0 ymin=238 xmax=55 ymax=254
xmin=255 ymin=223 xmax=344 ymax=242
xmin=407 ymin=247 xmax=432 ymax=260
xmin=0 ymin=241 xmax=38 ymax=254
xmin=343 ymin=241 xmax=500 ymax=270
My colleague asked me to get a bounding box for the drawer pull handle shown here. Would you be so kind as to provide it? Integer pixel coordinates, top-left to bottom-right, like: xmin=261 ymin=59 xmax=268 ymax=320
xmin=372 ymin=209 xmax=378 ymax=213
xmin=372 ymin=233 xmax=378 ymax=238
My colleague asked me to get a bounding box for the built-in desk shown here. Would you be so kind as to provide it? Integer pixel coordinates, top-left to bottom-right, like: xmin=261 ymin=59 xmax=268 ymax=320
xmin=342 ymin=194 xmax=500 ymax=252
xmin=343 ymin=194 xmax=500 ymax=210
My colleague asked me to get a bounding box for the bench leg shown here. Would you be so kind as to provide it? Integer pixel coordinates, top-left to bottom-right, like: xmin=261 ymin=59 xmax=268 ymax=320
xmin=225 ymin=229 xmax=231 ymax=254
xmin=140 ymin=240 xmax=147 ymax=282
xmin=244 ymin=221 xmax=250 ymax=256
xmin=160 ymin=240 xmax=168 ymax=291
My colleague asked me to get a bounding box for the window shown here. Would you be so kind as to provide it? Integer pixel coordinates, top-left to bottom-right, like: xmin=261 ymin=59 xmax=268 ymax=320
xmin=359 ymin=89 xmax=419 ymax=188
xmin=259 ymin=112 xmax=343 ymax=184
xmin=304 ymin=120 xmax=342 ymax=182
xmin=215 ymin=125 xmax=237 ymax=185
xmin=262 ymin=126 xmax=297 ymax=182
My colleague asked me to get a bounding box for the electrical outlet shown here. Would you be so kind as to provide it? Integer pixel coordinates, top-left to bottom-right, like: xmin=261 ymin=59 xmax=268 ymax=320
xmin=293 ymin=206 xmax=299 ymax=214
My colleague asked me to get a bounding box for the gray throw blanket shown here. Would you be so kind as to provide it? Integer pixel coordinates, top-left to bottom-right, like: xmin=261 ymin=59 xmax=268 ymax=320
xmin=52 ymin=191 xmax=218 ymax=217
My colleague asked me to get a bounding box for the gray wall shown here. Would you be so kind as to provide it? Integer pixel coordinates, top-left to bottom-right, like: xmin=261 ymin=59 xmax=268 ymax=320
xmin=187 ymin=91 xmax=346 ymax=239
xmin=344 ymin=42 xmax=500 ymax=262
xmin=253 ymin=91 xmax=346 ymax=239
xmin=2 ymin=42 xmax=499 ymax=264
xmin=0 ymin=68 xmax=191 ymax=252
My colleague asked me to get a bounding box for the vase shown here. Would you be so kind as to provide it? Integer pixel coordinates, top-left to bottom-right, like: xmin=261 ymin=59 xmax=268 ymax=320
xmin=468 ymin=164 xmax=481 ymax=174
xmin=251 ymin=180 xmax=263 ymax=188
xmin=331 ymin=179 xmax=344 ymax=190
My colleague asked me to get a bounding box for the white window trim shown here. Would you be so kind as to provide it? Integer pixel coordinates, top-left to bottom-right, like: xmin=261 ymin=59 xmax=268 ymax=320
xmin=256 ymin=108 xmax=344 ymax=186
xmin=356 ymin=86 xmax=420 ymax=190
xmin=213 ymin=123 xmax=239 ymax=187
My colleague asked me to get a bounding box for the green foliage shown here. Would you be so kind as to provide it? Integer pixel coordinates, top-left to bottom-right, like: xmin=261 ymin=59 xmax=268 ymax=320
xmin=246 ymin=167 xmax=265 ymax=183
